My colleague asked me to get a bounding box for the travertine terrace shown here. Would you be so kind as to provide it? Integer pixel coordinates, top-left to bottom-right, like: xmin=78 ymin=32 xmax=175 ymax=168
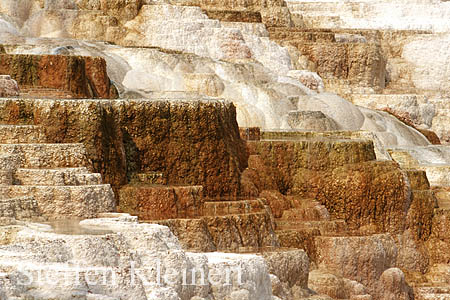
xmin=1 ymin=0 xmax=450 ymax=299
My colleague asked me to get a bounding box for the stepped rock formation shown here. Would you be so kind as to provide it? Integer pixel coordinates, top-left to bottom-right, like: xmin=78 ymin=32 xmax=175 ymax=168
xmin=0 ymin=98 xmax=247 ymax=198
xmin=0 ymin=213 xmax=278 ymax=300
xmin=0 ymin=0 xmax=450 ymax=300
xmin=0 ymin=54 xmax=118 ymax=99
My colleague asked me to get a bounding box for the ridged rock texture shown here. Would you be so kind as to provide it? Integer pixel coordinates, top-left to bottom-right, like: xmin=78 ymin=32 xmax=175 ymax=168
xmin=0 ymin=213 xmax=277 ymax=300
xmin=0 ymin=54 xmax=118 ymax=99
xmin=241 ymin=131 xmax=439 ymax=298
xmin=0 ymin=122 xmax=116 ymax=220
xmin=1 ymin=0 xmax=450 ymax=300
xmin=0 ymin=98 xmax=247 ymax=199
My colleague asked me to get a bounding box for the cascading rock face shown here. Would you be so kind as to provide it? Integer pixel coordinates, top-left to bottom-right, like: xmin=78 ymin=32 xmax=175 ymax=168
xmin=1 ymin=0 xmax=450 ymax=299
xmin=0 ymin=214 xmax=275 ymax=300
xmin=0 ymin=98 xmax=248 ymax=198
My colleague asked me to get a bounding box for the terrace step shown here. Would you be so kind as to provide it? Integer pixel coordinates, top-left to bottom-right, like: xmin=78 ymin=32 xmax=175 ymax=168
xmin=155 ymin=211 xmax=279 ymax=252
xmin=129 ymin=172 xmax=167 ymax=185
xmin=118 ymin=184 xmax=203 ymax=220
xmin=202 ymin=199 xmax=266 ymax=216
xmin=261 ymin=129 xmax=370 ymax=140
xmin=275 ymin=219 xmax=348 ymax=234
xmin=203 ymin=9 xmax=262 ymax=23
xmin=388 ymin=149 xmax=419 ymax=168
xmin=349 ymin=93 xmax=429 ymax=106
xmin=323 ymin=78 xmax=381 ymax=96
xmin=13 ymin=168 xmax=102 ymax=186
xmin=273 ymin=195 xmax=350 ymax=257
xmin=0 ymin=197 xmax=40 ymax=220
xmin=0 ymin=144 xmax=89 ymax=168
xmin=430 ymin=99 xmax=450 ymax=111
xmin=0 ymin=125 xmax=47 ymax=144
xmin=268 ymin=27 xmax=336 ymax=42
xmin=406 ymin=169 xmax=431 ymax=190
xmin=0 ymin=154 xmax=20 ymax=170
xmin=419 ymin=164 xmax=450 ymax=186
xmin=248 ymin=138 xmax=377 ymax=169
xmin=202 ymin=211 xmax=279 ymax=251
xmin=415 ymin=287 xmax=450 ymax=300
xmin=0 ymin=169 xmax=13 ymax=185
xmin=280 ymin=205 xmax=329 ymax=222
xmin=301 ymin=15 xmax=343 ymax=29
xmin=19 ymin=86 xmax=73 ymax=99
xmin=0 ymin=185 xmax=115 ymax=219
xmin=275 ymin=227 xmax=321 ymax=257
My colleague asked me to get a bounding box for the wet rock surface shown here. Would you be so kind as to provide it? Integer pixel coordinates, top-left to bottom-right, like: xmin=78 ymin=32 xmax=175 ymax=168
xmin=0 ymin=98 xmax=247 ymax=199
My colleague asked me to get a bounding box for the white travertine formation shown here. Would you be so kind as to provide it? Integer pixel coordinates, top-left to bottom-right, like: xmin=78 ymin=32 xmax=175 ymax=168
xmin=286 ymin=0 xmax=450 ymax=32
xmin=402 ymin=34 xmax=450 ymax=94
xmin=0 ymin=125 xmax=116 ymax=219
xmin=1 ymin=1 xmax=450 ymax=299
xmin=0 ymin=1 xmax=439 ymax=150
xmin=0 ymin=213 xmax=275 ymax=300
